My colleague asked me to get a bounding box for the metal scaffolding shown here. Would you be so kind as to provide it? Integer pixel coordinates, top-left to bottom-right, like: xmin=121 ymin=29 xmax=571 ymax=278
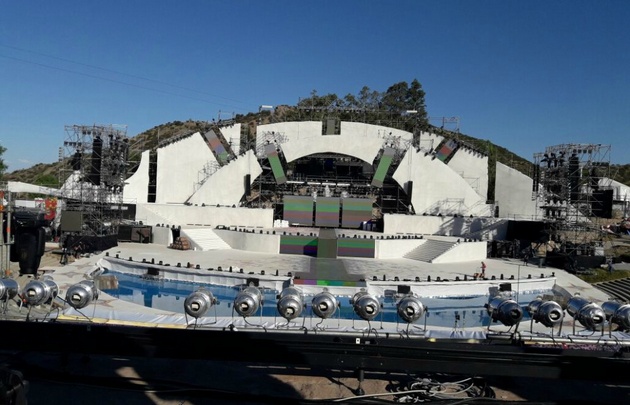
xmin=533 ymin=143 xmax=612 ymax=253
xmin=59 ymin=124 xmax=129 ymax=238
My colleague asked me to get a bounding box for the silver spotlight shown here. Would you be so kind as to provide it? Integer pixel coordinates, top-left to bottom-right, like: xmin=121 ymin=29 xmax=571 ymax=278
xmin=23 ymin=277 xmax=59 ymax=306
xmin=312 ymin=290 xmax=338 ymax=319
xmin=396 ymin=294 xmax=425 ymax=323
xmin=184 ymin=288 xmax=216 ymax=319
xmin=0 ymin=279 xmax=20 ymax=302
xmin=602 ymin=301 xmax=630 ymax=331
xmin=486 ymin=296 xmax=523 ymax=326
xmin=527 ymin=297 xmax=564 ymax=328
xmin=351 ymin=290 xmax=380 ymax=321
xmin=66 ymin=280 xmax=99 ymax=309
xmin=277 ymin=287 xmax=304 ymax=321
xmin=234 ymin=286 xmax=263 ymax=318
xmin=567 ymin=296 xmax=605 ymax=330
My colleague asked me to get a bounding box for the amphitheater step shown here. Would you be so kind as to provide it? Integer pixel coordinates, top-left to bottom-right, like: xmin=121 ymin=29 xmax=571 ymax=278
xmin=403 ymin=239 xmax=458 ymax=263
xmin=594 ymin=278 xmax=630 ymax=303
xmin=180 ymin=228 xmax=231 ymax=251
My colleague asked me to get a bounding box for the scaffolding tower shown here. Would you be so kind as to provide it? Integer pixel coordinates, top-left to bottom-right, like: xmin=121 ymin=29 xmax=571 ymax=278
xmin=533 ymin=143 xmax=612 ymax=253
xmin=59 ymin=124 xmax=129 ymax=240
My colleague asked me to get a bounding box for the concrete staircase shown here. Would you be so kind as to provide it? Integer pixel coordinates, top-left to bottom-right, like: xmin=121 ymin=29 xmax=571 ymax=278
xmin=403 ymin=239 xmax=459 ymax=263
xmin=180 ymin=228 xmax=231 ymax=251
xmin=594 ymin=278 xmax=630 ymax=303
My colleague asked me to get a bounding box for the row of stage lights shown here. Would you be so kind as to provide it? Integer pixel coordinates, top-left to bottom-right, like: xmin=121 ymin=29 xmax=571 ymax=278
xmin=183 ymin=286 xmax=427 ymax=325
xmin=185 ymin=285 xmax=630 ymax=334
xmin=2 ymin=278 xmax=629 ymax=335
xmin=0 ymin=277 xmax=99 ymax=313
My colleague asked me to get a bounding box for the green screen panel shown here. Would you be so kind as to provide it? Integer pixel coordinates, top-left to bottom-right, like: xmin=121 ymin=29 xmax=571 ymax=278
xmin=371 ymin=147 xmax=396 ymax=187
xmin=337 ymin=238 xmax=375 ymax=258
xmin=315 ymin=197 xmax=340 ymax=227
xmin=265 ymin=144 xmax=287 ymax=184
xmin=279 ymin=235 xmax=318 ymax=256
xmin=341 ymin=198 xmax=373 ymax=229
xmin=283 ymin=196 xmax=314 ymax=226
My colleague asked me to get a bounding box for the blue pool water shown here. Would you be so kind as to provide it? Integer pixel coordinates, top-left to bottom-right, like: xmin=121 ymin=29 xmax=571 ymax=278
xmin=102 ymin=270 xmax=551 ymax=328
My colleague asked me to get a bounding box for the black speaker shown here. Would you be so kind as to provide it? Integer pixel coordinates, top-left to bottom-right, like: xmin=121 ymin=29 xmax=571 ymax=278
xmin=568 ymin=155 xmax=580 ymax=202
xmin=71 ymin=151 xmax=82 ymax=170
xmin=397 ymin=285 xmax=411 ymax=294
xmin=406 ymin=181 xmax=413 ymax=204
xmin=592 ymin=189 xmax=613 ymax=218
xmin=245 ymin=174 xmax=251 ymax=197
xmin=89 ymin=135 xmax=103 ymax=185
xmin=60 ymin=211 xmax=83 ymax=232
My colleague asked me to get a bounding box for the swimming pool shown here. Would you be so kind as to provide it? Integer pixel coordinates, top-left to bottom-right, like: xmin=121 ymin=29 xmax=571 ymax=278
xmin=102 ymin=270 xmax=552 ymax=328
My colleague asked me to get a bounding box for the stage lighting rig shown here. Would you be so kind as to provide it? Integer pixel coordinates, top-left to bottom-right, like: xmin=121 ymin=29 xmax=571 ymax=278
xmin=184 ymin=288 xmax=216 ymax=319
xmin=0 ymin=279 xmax=20 ymax=313
xmin=350 ymin=290 xmax=380 ymax=321
xmin=567 ymin=296 xmax=605 ymax=331
xmin=396 ymin=294 xmax=425 ymax=323
xmin=526 ymin=297 xmax=564 ymax=330
xmin=276 ymin=287 xmax=304 ymax=321
xmin=23 ymin=276 xmax=58 ymax=306
xmin=66 ymin=280 xmax=99 ymax=309
xmin=311 ymin=290 xmax=338 ymax=319
xmin=234 ymin=286 xmax=263 ymax=318
xmin=485 ymin=296 xmax=523 ymax=327
xmin=602 ymin=301 xmax=630 ymax=332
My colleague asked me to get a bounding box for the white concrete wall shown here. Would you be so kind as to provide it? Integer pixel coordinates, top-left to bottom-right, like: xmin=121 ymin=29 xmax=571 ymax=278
xmin=135 ymin=203 xmax=274 ymax=228
xmin=447 ymin=149 xmax=489 ymax=200
xmin=278 ymin=122 xmax=381 ymax=164
xmin=152 ymin=225 xmax=173 ymax=246
xmin=188 ymin=150 xmax=262 ymax=206
xmin=495 ymin=162 xmax=539 ymax=220
xmin=432 ymin=241 xmax=487 ymax=263
xmin=220 ymin=123 xmax=242 ymax=155
xmin=123 ymin=149 xmax=151 ymax=204
xmin=259 ymin=121 xmax=413 ymax=165
xmin=375 ymin=239 xmax=425 ymax=259
xmin=415 ymin=131 xmax=444 ymax=153
xmin=393 ymin=149 xmax=487 ymax=217
xmin=214 ymin=229 xmax=280 ymax=253
xmin=257 ymin=121 xmax=322 ymax=150
xmin=156 ymin=132 xmax=213 ymax=204
xmin=383 ymin=213 xmax=508 ymax=240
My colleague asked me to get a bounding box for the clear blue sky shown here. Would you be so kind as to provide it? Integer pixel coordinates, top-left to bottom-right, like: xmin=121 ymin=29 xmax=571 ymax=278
xmin=1 ymin=1 xmax=629 ymax=172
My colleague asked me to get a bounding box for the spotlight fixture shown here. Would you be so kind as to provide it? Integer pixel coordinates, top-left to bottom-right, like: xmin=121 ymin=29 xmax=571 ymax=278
xmin=234 ymin=286 xmax=263 ymax=318
xmin=351 ymin=290 xmax=380 ymax=321
xmin=311 ymin=290 xmax=338 ymax=319
xmin=396 ymin=294 xmax=425 ymax=323
xmin=66 ymin=280 xmax=99 ymax=309
xmin=23 ymin=277 xmax=58 ymax=306
xmin=566 ymin=296 xmax=605 ymax=331
xmin=526 ymin=297 xmax=564 ymax=328
xmin=0 ymin=279 xmax=20 ymax=302
xmin=276 ymin=287 xmax=304 ymax=321
xmin=184 ymin=288 xmax=216 ymax=319
xmin=602 ymin=301 xmax=630 ymax=331
xmin=485 ymin=296 xmax=523 ymax=326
